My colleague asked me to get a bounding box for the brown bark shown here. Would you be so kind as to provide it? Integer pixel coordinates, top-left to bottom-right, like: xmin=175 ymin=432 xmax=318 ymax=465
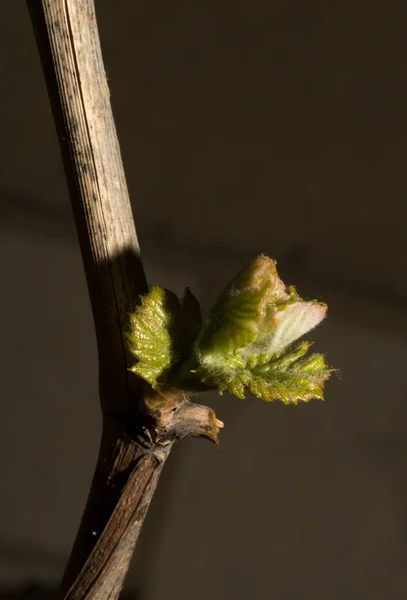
xmin=61 ymin=416 xmax=172 ymax=600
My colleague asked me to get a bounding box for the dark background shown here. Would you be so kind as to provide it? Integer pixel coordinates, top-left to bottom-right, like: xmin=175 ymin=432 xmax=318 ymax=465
xmin=1 ymin=1 xmax=407 ymax=599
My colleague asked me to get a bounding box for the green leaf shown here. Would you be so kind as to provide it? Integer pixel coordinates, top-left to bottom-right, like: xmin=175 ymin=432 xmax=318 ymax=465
xmin=192 ymin=342 xmax=331 ymax=404
xmin=127 ymin=286 xmax=202 ymax=389
xmin=127 ymin=286 xmax=181 ymax=388
xmin=248 ymin=343 xmax=332 ymax=404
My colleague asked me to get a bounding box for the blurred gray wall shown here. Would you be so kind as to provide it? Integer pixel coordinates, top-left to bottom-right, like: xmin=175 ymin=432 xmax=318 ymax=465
xmin=0 ymin=1 xmax=406 ymax=599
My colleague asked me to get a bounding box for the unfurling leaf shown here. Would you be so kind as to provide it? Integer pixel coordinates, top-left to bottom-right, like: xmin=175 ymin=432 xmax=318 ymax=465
xmin=192 ymin=255 xmax=332 ymax=403
xmin=127 ymin=254 xmax=333 ymax=406
xmin=195 ymin=254 xmax=286 ymax=357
